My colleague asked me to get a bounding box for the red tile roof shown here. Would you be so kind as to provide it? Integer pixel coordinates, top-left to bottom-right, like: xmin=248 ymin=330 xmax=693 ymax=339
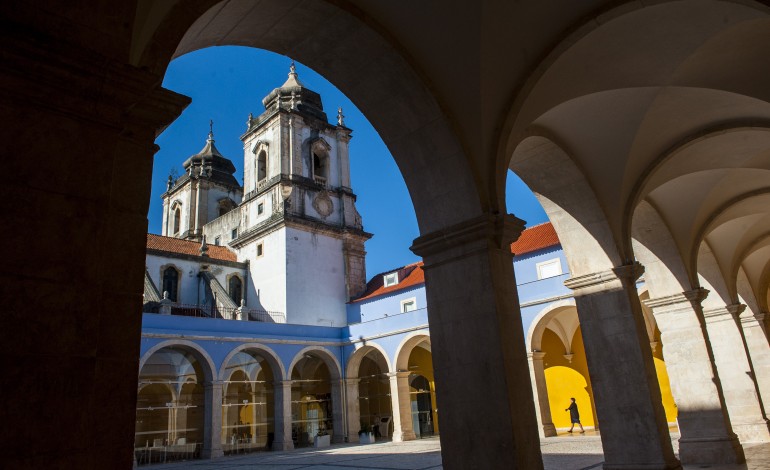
xmin=146 ymin=233 xmax=238 ymax=262
xmin=352 ymin=262 xmax=425 ymax=302
xmin=352 ymin=223 xmax=561 ymax=303
xmin=510 ymin=222 xmax=560 ymax=256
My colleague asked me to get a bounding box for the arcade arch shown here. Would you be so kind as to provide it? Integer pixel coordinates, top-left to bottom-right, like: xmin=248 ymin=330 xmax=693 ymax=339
xmin=347 ymin=345 xmax=393 ymax=440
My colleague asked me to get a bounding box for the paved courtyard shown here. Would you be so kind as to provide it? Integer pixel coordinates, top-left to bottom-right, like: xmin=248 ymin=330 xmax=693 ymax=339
xmin=142 ymin=433 xmax=770 ymax=470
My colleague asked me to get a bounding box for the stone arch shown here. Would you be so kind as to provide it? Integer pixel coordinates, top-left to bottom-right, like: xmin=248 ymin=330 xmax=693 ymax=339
xmin=287 ymin=346 xmax=341 ymax=381
xmin=509 ymin=135 xmax=620 ymax=275
xmin=347 ymin=342 xmax=393 ymax=379
xmin=631 ymin=200 xmax=694 ymax=297
xmin=218 ymin=343 xmax=285 ymax=382
xmin=526 ymin=299 xmax=578 ymax=352
xmin=139 ymin=339 xmax=217 ymax=383
xmin=394 ymin=332 xmax=431 ymax=372
xmin=134 ymin=0 xmax=483 ymax=235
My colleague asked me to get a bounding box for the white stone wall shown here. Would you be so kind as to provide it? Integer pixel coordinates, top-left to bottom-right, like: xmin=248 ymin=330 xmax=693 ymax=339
xmin=243 ymin=227 xmax=287 ymax=314
xmin=243 ymin=121 xmax=280 ymax=192
xmin=285 ymin=226 xmax=347 ymax=326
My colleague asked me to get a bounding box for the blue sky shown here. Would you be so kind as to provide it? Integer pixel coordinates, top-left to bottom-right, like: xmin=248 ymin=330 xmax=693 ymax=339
xmin=152 ymin=46 xmax=548 ymax=276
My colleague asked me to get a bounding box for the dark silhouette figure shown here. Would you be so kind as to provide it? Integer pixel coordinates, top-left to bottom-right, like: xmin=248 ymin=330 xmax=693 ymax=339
xmin=565 ymin=397 xmax=585 ymax=433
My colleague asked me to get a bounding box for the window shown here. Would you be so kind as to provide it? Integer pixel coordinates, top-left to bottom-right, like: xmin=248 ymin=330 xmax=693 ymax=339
xmin=229 ymin=276 xmax=243 ymax=304
xmin=231 ymin=228 xmax=238 ymax=240
xmin=401 ymin=297 xmax=417 ymax=313
xmin=161 ymin=266 xmax=179 ymax=302
xmin=257 ymin=151 xmax=267 ymax=181
xmin=313 ymin=152 xmax=327 ymax=184
xmin=536 ymin=258 xmax=563 ymax=279
xmin=258 ymin=202 xmax=264 ymax=215
xmin=172 ymin=207 xmax=181 ymax=235
xmin=383 ymin=272 xmax=398 ymax=287
xmin=256 ymin=242 xmax=264 ymax=257
xmin=214 ymin=236 xmax=220 ymax=246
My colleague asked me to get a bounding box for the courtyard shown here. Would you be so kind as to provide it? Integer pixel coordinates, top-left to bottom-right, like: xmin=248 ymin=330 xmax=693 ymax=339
xmin=137 ymin=433 xmax=770 ymax=470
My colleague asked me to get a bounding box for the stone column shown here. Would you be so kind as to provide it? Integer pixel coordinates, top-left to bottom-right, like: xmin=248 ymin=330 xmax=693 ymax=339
xmin=739 ymin=309 xmax=770 ymax=412
xmin=202 ymin=381 xmax=224 ymax=459
xmin=411 ymin=213 xmax=543 ymax=469
xmin=330 ymin=379 xmax=346 ymax=443
xmin=345 ymin=378 xmax=361 ymax=443
xmin=527 ymin=352 xmax=557 ymax=437
xmin=564 ymin=263 xmax=681 ymax=470
xmin=272 ymin=381 xmax=294 ymax=450
xmin=388 ymin=371 xmax=416 ymax=442
xmin=644 ymin=290 xmax=744 ymax=464
xmin=703 ymin=304 xmax=770 ymax=443
xmin=0 ymin=22 xmax=191 ymax=469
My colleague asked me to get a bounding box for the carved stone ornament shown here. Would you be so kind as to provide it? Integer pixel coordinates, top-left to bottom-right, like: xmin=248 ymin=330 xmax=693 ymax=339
xmin=313 ymin=191 xmax=333 ymax=219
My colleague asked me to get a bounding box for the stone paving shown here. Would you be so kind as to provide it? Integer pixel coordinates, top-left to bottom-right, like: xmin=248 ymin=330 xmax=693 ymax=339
xmin=142 ymin=434 xmax=770 ymax=470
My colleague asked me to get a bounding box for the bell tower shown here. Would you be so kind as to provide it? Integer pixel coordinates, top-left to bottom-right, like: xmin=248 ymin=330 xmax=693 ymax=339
xmin=161 ymin=123 xmax=242 ymax=240
xmin=234 ymin=63 xmax=371 ymax=326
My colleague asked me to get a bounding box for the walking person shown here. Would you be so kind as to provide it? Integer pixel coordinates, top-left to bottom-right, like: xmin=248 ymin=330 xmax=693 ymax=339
xmin=565 ymin=397 xmax=585 ymax=433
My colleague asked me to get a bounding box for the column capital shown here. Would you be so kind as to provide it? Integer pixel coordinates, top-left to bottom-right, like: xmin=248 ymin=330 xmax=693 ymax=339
xmin=527 ymin=351 xmax=546 ymax=361
xmin=643 ymin=288 xmax=709 ymax=311
xmin=386 ymin=371 xmax=412 ymax=379
xmin=410 ymin=212 xmax=525 ymax=269
xmin=703 ymin=303 xmax=746 ymax=321
xmin=564 ymin=262 xmax=644 ymax=295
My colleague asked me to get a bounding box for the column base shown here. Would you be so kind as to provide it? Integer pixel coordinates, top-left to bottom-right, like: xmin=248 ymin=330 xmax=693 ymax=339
xmin=201 ymin=447 xmax=224 ymax=459
xmin=272 ymin=439 xmax=294 ymax=451
xmin=392 ymin=430 xmax=417 ymax=442
xmin=679 ymin=435 xmax=744 ymax=464
xmin=332 ymin=433 xmax=345 ymax=444
xmin=542 ymin=423 xmax=557 ymax=437
xmin=732 ymin=421 xmax=770 ymax=443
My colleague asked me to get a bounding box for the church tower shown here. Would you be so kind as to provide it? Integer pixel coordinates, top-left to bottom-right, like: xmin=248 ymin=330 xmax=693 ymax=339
xmin=161 ymin=124 xmax=243 ymax=241
xmin=230 ymin=63 xmax=371 ymax=326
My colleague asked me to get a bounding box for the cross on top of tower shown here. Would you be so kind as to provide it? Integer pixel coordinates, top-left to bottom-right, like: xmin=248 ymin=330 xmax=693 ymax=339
xmin=208 ymin=119 xmax=214 ymax=141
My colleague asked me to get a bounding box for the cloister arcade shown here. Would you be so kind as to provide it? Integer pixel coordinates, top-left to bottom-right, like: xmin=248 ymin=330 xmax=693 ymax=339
xmin=134 ymin=330 xmax=438 ymax=461
xmin=10 ymin=1 xmax=770 ymax=469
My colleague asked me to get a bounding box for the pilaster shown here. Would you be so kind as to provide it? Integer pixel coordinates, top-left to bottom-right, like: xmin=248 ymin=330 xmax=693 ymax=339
xmin=565 ymin=263 xmax=681 ymax=470
xmin=738 ymin=307 xmax=770 ymax=416
xmin=202 ymin=381 xmax=224 ymax=459
xmin=344 ymin=378 xmax=361 ymax=443
xmin=388 ymin=371 xmax=417 ymax=442
xmin=272 ymin=381 xmax=294 ymax=451
xmin=644 ymin=290 xmax=744 ymax=464
xmin=330 ymin=379 xmax=346 ymax=444
xmin=527 ymin=351 xmax=557 ymax=437
xmin=702 ymin=304 xmax=770 ymax=443
xmin=411 ymin=212 xmax=543 ymax=469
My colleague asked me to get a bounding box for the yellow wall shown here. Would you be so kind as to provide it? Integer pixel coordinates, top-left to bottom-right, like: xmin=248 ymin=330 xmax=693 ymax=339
xmin=409 ymin=345 xmax=439 ymax=434
xmin=541 ymin=324 xmax=679 ymax=429
xmin=542 ymin=327 xmax=596 ymax=428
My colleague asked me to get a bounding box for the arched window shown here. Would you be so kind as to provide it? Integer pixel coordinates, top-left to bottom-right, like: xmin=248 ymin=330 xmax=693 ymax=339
xmin=313 ymin=152 xmax=327 ymax=183
xmin=229 ymin=276 xmax=242 ymax=304
xmin=162 ymin=266 xmax=179 ymax=302
xmin=173 ymin=207 xmax=181 ymax=235
xmin=257 ymin=151 xmax=267 ymax=182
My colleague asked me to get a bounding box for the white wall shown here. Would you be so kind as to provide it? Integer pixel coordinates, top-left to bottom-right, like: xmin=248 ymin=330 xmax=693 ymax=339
xmin=285 ymin=227 xmax=347 ymax=326
xmin=243 ymin=227 xmax=287 ymax=314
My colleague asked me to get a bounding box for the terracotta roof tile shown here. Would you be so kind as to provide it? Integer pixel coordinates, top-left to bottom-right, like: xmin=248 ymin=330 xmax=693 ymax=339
xmin=146 ymin=233 xmax=238 ymax=262
xmin=510 ymin=222 xmax=560 ymax=256
xmin=352 ymin=262 xmax=425 ymax=302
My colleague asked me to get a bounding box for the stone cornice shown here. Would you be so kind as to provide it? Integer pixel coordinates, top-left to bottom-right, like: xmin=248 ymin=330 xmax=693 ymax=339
xmin=410 ymin=213 xmax=525 ymax=267
xmin=528 ymin=351 xmax=546 ymax=361
xmin=703 ymin=303 xmax=746 ymax=320
xmin=564 ymin=262 xmax=644 ymax=294
xmin=643 ymin=288 xmax=709 ymax=310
